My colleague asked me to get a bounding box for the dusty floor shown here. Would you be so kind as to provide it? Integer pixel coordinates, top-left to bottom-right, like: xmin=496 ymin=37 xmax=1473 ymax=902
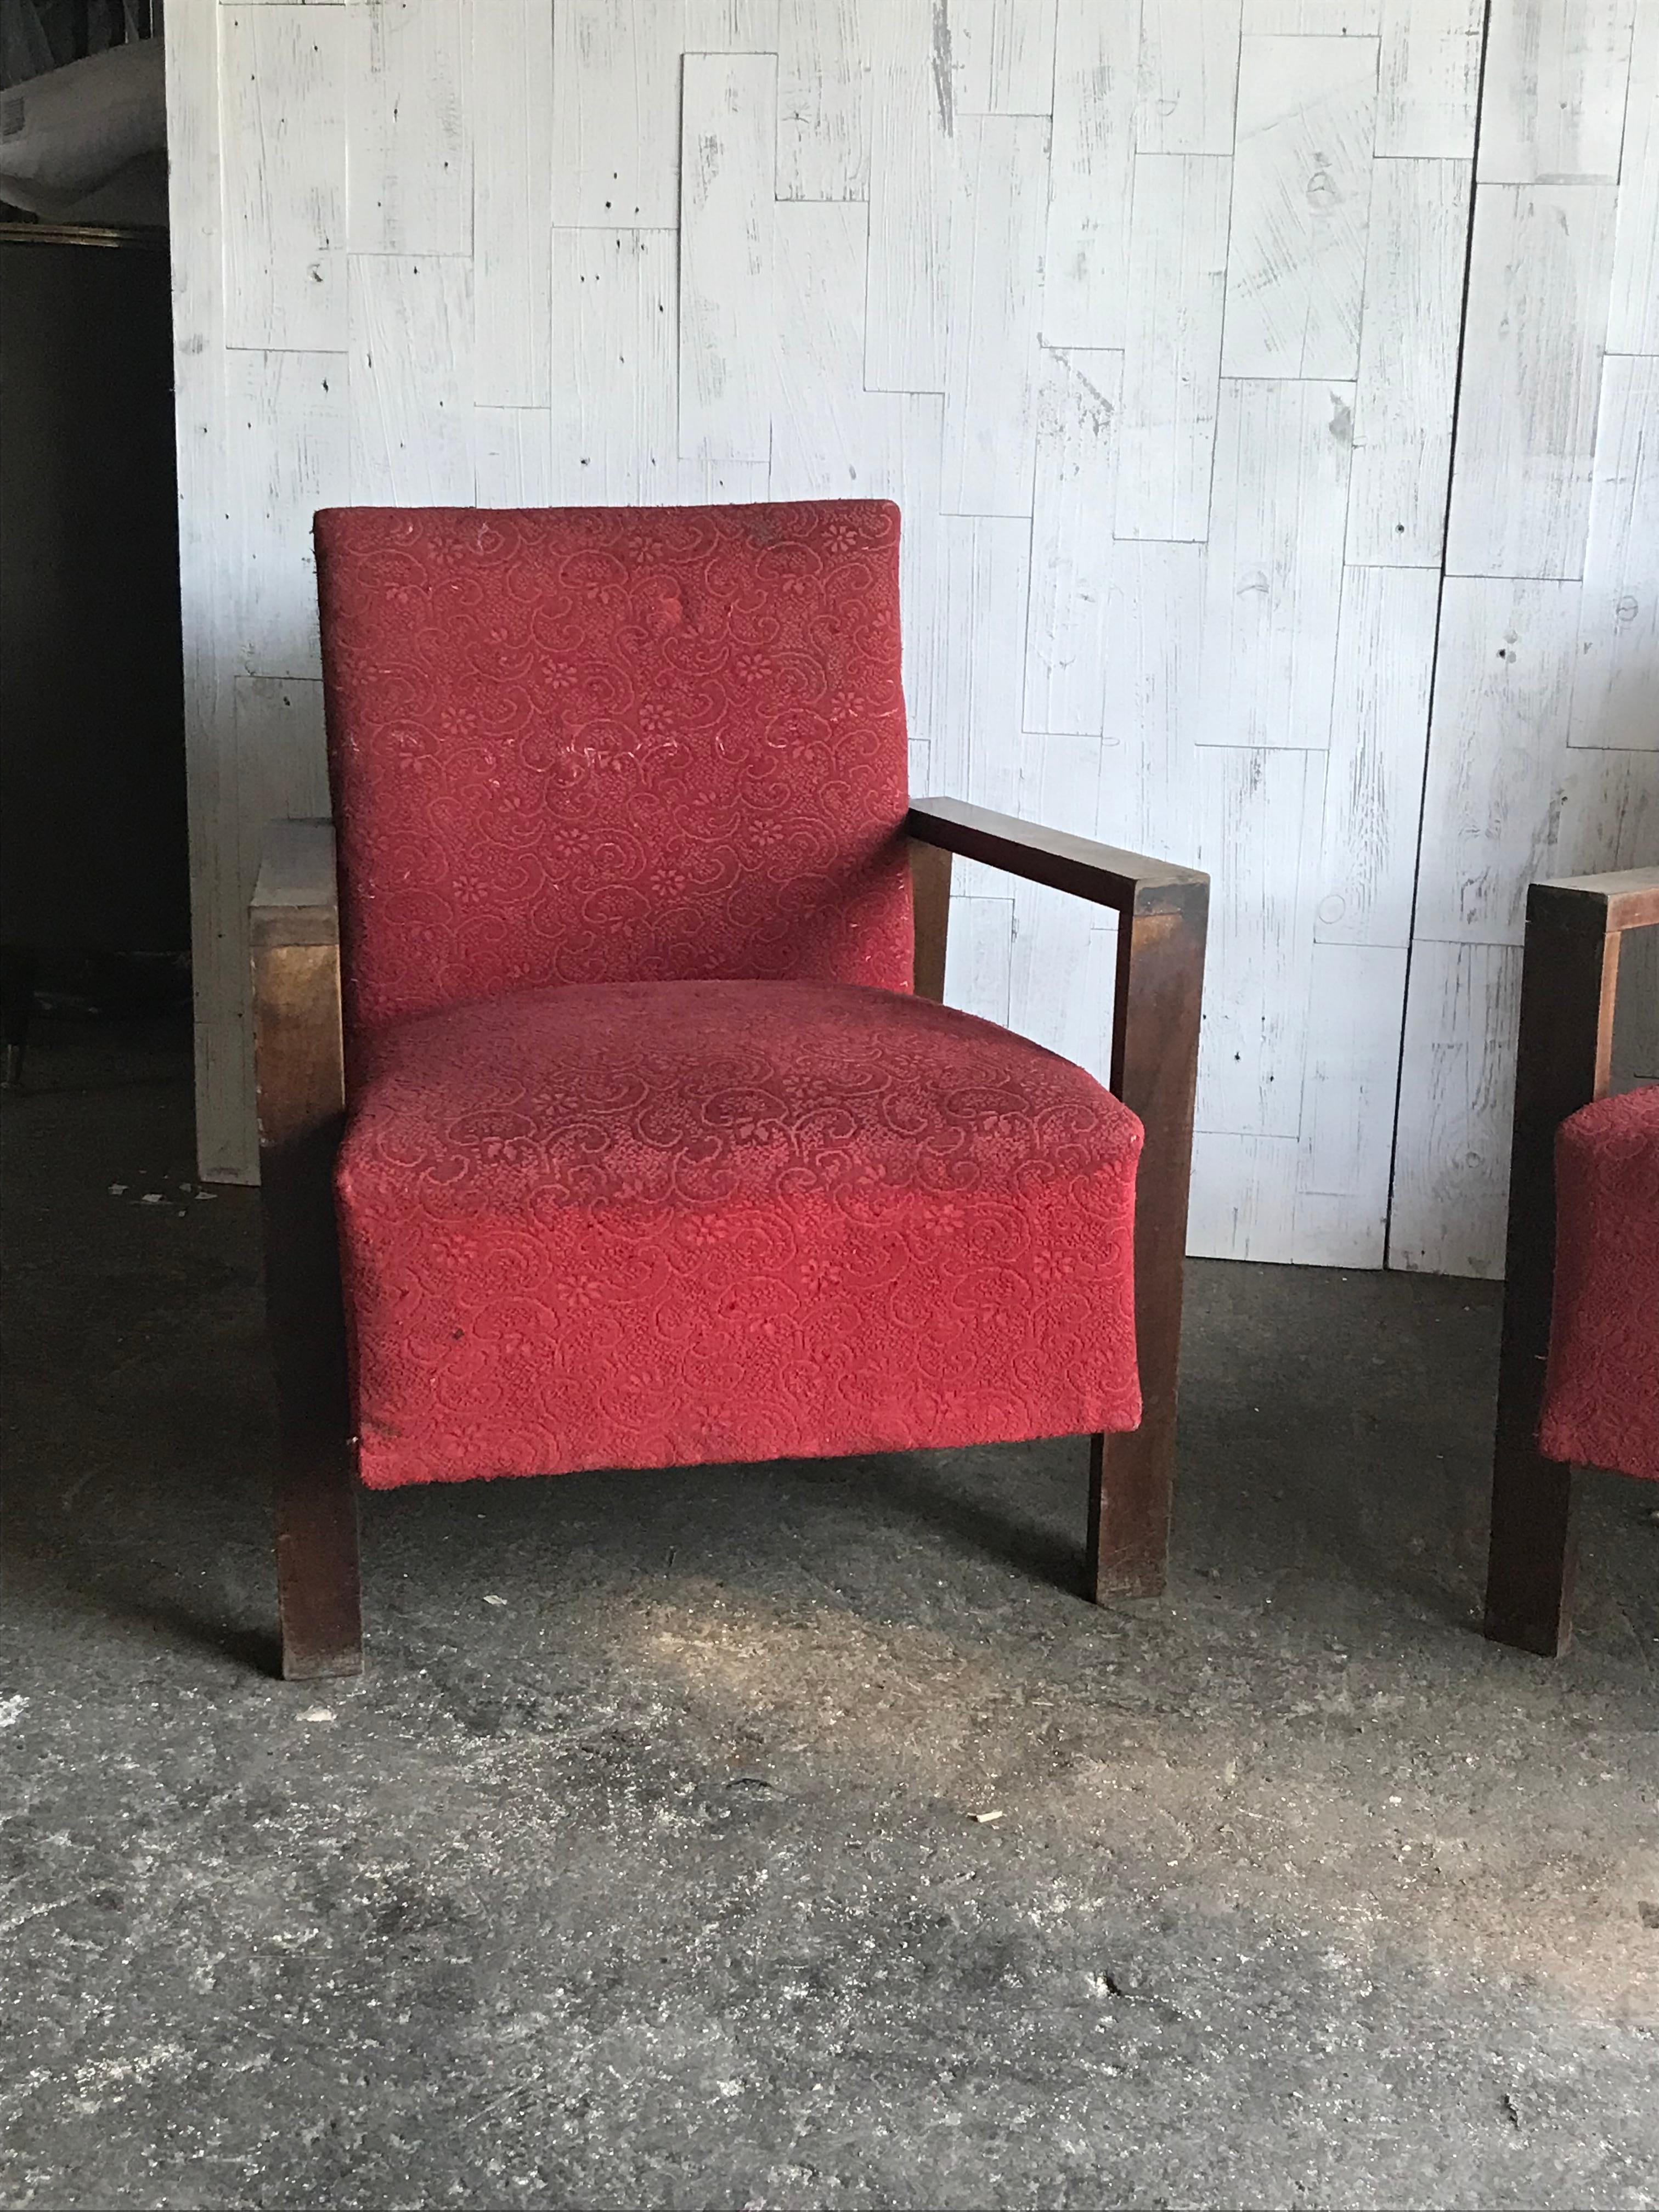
xmin=2 ymin=1015 xmax=1656 ymax=2211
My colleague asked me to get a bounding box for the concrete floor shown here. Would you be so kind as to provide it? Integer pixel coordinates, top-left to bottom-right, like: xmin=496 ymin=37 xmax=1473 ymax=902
xmin=2 ymin=1015 xmax=1656 ymax=2211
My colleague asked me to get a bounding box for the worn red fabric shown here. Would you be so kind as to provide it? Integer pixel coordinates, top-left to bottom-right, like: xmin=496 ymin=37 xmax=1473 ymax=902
xmin=315 ymin=502 xmax=914 ymax=1037
xmin=335 ymin=980 xmax=1144 ymax=1489
xmin=1538 ymin=1085 xmax=1659 ymax=1481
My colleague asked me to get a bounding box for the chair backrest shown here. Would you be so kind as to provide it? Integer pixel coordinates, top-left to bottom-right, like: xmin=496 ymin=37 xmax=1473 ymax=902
xmin=315 ymin=501 xmax=914 ymax=1037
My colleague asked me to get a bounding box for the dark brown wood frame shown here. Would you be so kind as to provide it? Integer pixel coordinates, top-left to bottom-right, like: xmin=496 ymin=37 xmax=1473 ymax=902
xmin=1485 ymin=864 xmax=1659 ymax=1657
xmin=252 ymin=803 xmax=1209 ymax=1677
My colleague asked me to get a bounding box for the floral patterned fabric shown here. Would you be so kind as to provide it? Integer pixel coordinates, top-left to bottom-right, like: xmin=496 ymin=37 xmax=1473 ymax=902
xmin=336 ymin=979 xmax=1144 ymax=1489
xmin=315 ymin=502 xmax=915 ymax=1038
xmin=1539 ymin=1085 xmax=1659 ymax=1481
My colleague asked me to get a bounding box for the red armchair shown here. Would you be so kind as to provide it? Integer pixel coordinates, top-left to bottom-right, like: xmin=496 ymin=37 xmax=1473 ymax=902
xmin=1486 ymin=865 xmax=1659 ymax=1655
xmin=253 ymin=503 xmax=1209 ymax=1679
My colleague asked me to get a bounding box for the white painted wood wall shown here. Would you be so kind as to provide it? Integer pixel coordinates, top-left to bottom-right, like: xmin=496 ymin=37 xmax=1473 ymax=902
xmin=167 ymin=0 xmax=1659 ymax=1280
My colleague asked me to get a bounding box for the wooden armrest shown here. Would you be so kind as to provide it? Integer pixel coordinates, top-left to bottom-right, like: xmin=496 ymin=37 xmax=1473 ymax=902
xmin=905 ymin=797 xmax=1207 ymax=919
xmin=251 ymin=818 xmax=339 ymax=950
xmin=1528 ymin=864 xmax=1659 ymax=938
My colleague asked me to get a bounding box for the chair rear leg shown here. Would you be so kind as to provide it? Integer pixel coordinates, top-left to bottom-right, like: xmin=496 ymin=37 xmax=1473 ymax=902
xmin=1485 ymin=1423 xmax=1576 ymax=1657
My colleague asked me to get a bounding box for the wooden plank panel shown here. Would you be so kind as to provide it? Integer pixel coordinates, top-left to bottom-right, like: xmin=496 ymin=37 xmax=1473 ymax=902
xmin=221 ymin=7 xmax=346 ymax=352
xmin=1389 ymin=940 xmax=1522 ymax=1278
xmin=1115 ymin=153 xmax=1230 ymax=543
xmin=552 ymin=0 xmax=683 ymax=227
xmin=1099 ymin=541 xmax=1207 ymax=859
xmin=1198 ymin=377 xmax=1355 ymax=749
xmin=1376 ymin=0 xmax=1483 ymax=157
xmin=1044 ymin=0 xmax=1138 ymax=349
xmin=1345 ymin=156 xmax=1470 ymax=567
xmin=224 ymin=350 xmax=348 ymax=682
xmin=1607 ymin=0 xmax=1659 ymax=349
xmin=776 ymin=0 xmax=869 ymax=200
xmin=345 ymin=0 xmax=471 ymax=256
xmin=472 ymin=0 xmax=552 ymax=408
xmin=1245 ymin=0 xmax=1379 ymax=26
xmin=680 ymin=459 xmax=772 ymax=503
xmin=769 ymin=201 xmax=874 ymax=499
xmin=1135 ymin=0 xmax=1243 ymax=155
xmin=233 ymin=678 xmax=331 ymax=935
xmin=679 ymin=53 xmax=777 ymax=466
xmin=1478 ymin=0 xmax=1636 ymax=185
xmin=941 ymin=114 xmax=1048 ymax=515
xmin=1222 ymin=36 xmax=1378 ymax=380
xmin=1009 ymin=730 xmax=1118 ymax=1082
xmin=951 ymin=0 xmax=1060 ymax=115
xmin=348 ymin=255 xmax=474 ymax=504
xmin=1293 ymin=941 xmax=1409 ymax=1265
xmin=1314 ymin=564 xmax=1441 ymax=946
xmin=1187 ymin=1133 xmax=1301 ymax=1260
xmin=943 ymin=895 xmax=1015 ymax=1029
xmin=887 ymin=395 xmax=949 ymax=758
xmin=1570 ymin=354 xmax=1659 ymax=752
xmin=1444 ymin=184 xmax=1616 ymax=580
xmin=684 ymin=0 xmax=781 ymax=42
xmin=475 ymin=408 xmax=555 ymax=505
xmin=1194 ymin=744 xmax=1327 ymax=1137
xmin=549 ymin=229 xmax=679 ymax=502
xmin=932 ymin=516 xmax=1031 ymax=820
xmin=1023 ymin=347 xmax=1122 ymax=737
xmin=865 ymin=0 xmax=953 ymax=392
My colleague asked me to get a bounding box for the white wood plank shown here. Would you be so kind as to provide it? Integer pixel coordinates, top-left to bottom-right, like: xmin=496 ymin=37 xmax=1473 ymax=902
xmin=1095 ymin=541 xmax=1207 ymax=861
xmin=1314 ymin=564 xmax=1441 ymax=946
xmin=1478 ymin=0 xmax=1637 ymax=185
xmin=1345 ymin=156 xmax=1470 ymax=567
xmin=684 ymin=0 xmax=781 ymax=42
xmin=552 ymin=0 xmax=683 ymax=227
xmin=1023 ymin=347 xmax=1122 ymax=737
xmin=769 ymin=201 xmax=877 ymax=499
xmin=1044 ymin=0 xmax=1139 ymax=349
xmin=1389 ymin=940 xmax=1522 ymax=1278
xmin=1553 ymin=741 xmax=1659 ymax=874
xmin=221 ymin=7 xmax=346 ymax=352
xmin=1607 ymin=0 xmax=1659 ymax=349
xmin=865 ymin=0 xmax=954 ymax=392
xmin=1187 ymin=1133 xmax=1301 ymax=1260
xmin=1375 ymin=0 xmax=1483 ymax=157
xmin=168 ymin=0 xmax=250 ymax=1182
xmin=1245 ymin=0 xmax=1379 ymax=27
xmin=1198 ymin=378 xmax=1355 ymax=749
xmin=1293 ymin=941 xmax=1408 ymax=1266
xmin=1570 ymin=354 xmax=1659 ymax=752
xmin=224 ymin=350 xmax=348 ymax=682
xmin=234 ymin=677 xmax=331 ymax=930
xmin=943 ymin=895 xmax=1015 ymax=1029
xmin=549 ymin=229 xmax=679 ymax=502
xmin=345 ymin=0 xmax=471 ymax=256
xmin=776 ymin=0 xmax=870 ymax=200
xmin=1114 ymin=153 xmax=1230 ymax=542
xmin=348 ymin=255 xmax=475 ymax=504
xmin=1221 ymin=36 xmax=1378 ymax=380
xmin=1194 ymin=744 xmax=1327 ymax=1137
xmin=885 ymin=395 xmax=949 ymax=759
xmin=1444 ymin=184 xmax=1616 ymax=580
xmin=932 ymin=516 xmax=1032 ymax=819
xmin=475 ymin=408 xmax=555 ymax=505
xmin=679 ymin=53 xmax=777 ymax=466
xmin=472 ymin=0 xmax=552 ymax=408
xmin=1136 ymin=0 xmax=1243 ymax=155
xmin=680 ymin=459 xmax=772 ymax=503
xmin=951 ymin=0 xmax=1060 ymax=116
xmin=1009 ymin=730 xmax=1118 ymax=1082
xmin=941 ymin=114 xmax=1048 ymax=514
xmin=1413 ymin=576 xmax=1579 ymax=943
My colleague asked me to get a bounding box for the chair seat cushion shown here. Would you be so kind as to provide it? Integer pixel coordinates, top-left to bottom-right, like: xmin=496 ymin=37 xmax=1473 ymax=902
xmin=336 ymin=979 xmax=1144 ymax=1489
xmin=1539 ymin=1085 xmax=1659 ymax=1481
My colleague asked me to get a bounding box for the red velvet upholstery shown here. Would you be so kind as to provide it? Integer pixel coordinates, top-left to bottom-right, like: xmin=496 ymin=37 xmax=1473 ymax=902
xmin=315 ymin=503 xmax=914 ymax=1037
xmin=336 ymin=980 xmax=1143 ymax=1488
xmin=1538 ymin=1086 xmax=1659 ymax=1481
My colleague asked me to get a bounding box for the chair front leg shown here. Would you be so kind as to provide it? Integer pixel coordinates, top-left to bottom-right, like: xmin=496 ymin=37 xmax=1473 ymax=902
xmin=1088 ymin=895 xmax=1207 ymax=1601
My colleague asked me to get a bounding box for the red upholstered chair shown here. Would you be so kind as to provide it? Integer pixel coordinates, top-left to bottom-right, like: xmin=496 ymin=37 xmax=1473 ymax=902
xmin=1486 ymin=865 xmax=1659 ymax=1655
xmin=252 ymin=503 xmax=1209 ymax=1680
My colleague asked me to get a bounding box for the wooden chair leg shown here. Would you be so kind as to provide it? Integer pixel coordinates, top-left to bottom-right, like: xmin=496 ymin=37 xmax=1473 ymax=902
xmin=1485 ymin=1427 xmax=1576 ymax=1656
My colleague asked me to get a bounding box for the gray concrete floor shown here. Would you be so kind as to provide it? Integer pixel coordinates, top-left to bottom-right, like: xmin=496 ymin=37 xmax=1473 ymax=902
xmin=2 ymin=1016 xmax=1656 ymax=2212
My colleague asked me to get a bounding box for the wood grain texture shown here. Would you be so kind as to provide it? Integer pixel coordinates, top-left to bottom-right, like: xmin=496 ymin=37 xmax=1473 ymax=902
xmin=224 ymin=349 xmax=348 ymax=681
xmin=1187 ymin=1132 xmax=1300 ymax=1259
xmin=472 ymin=0 xmax=552 ymax=408
xmin=345 ymin=0 xmax=471 ymax=256
xmin=679 ymin=53 xmax=777 ymax=465
xmin=1245 ymin=0 xmax=1380 ymax=27
xmin=475 ymin=406 xmax=555 ymax=505
xmin=234 ymin=679 xmax=330 ymax=936
xmin=1376 ymin=0 xmax=1483 ymax=155
xmin=1135 ymin=0 xmax=1243 ymax=154
xmin=1199 ymin=377 xmax=1356 ymax=749
xmin=1569 ymin=353 xmax=1659 ymax=752
xmin=864 ymin=0 xmax=953 ymax=392
xmin=1115 ymin=153 xmax=1230 ymax=543
xmin=1222 ymin=36 xmax=1379 ymax=380
xmin=1390 ymin=940 xmax=1523 ymax=1276
xmin=1607 ymin=0 xmax=1659 ymax=349
xmin=552 ymin=0 xmax=683 ymax=227
xmin=1099 ymin=540 xmax=1206 ymax=859
xmin=770 ymin=200 xmax=877 ymax=499
xmin=1345 ymin=156 xmax=1470 ymax=567
xmin=550 ymin=229 xmax=679 ymax=501
xmin=1444 ymin=184 xmax=1617 ymax=580
xmin=943 ymin=114 xmax=1049 ymax=514
xmin=941 ymin=894 xmax=1014 ymax=1028
xmin=1044 ymin=0 xmax=1138 ymax=348
xmin=1294 ymin=940 xmax=1409 ymax=1265
xmin=951 ymin=0 xmax=1060 ymax=116
xmin=776 ymin=0 xmax=869 ymax=200
xmin=221 ymin=6 xmax=346 ymax=351
xmin=931 ymin=519 xmax=1032 ymax=821
xmin=1024 ymin=347 xmax=1122 ymax=737
xmin=348 ymin=254 xmax=474 ymax=504
xmin=1477 ymin=0 xmax=1637 ymax=184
